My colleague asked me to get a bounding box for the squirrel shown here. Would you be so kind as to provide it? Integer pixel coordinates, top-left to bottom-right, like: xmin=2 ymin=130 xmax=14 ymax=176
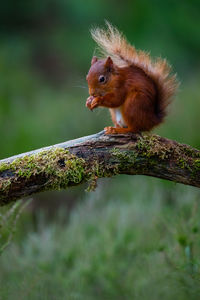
xmin=86 ymin=22 xmax=178 ymax=134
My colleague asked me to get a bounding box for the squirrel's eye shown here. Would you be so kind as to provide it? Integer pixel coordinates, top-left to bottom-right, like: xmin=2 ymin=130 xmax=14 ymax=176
xmin=99 ymin=75 xmax=105 ymax=83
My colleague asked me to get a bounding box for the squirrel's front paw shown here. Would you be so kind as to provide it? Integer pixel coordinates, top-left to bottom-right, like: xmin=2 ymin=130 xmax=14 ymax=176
xmin=86 ymin=96 xmax=102 ymax=110
xmin=90 ymin=98 xmax=100 ymax=110
xmin=86 ymin=96 xmax=94 ymax=110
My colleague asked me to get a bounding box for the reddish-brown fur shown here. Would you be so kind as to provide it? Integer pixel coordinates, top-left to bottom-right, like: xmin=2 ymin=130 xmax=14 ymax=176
xmin=86 ymin=23 xmax=178 ymax=134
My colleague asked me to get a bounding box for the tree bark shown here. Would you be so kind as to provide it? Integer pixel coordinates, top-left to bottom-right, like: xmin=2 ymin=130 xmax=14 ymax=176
xmin=0 ymin=131 xmax=200 ymax=205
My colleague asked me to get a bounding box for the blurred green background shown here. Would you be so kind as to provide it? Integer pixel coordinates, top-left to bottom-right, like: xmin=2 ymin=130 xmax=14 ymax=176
xmin=0 ymin=1 xmax=200 ymax=299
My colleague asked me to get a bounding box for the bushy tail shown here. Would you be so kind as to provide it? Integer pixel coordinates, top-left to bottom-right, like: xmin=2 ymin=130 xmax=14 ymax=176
xmin=91 ymin=22 xmax=179 ymax=121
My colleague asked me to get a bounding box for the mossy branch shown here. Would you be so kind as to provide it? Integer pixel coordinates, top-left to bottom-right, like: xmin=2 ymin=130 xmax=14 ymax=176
xmin=0 ymin=131 xmax=200 ymax=205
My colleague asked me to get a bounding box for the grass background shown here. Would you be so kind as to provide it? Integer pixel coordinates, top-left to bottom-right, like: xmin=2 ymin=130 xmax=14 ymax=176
xmin=0 ymin=0 xmax=200 ymax=299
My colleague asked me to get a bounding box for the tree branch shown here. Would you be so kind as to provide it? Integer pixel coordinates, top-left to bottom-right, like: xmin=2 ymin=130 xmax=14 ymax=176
xmin=1 ymin=131 xmax=200 ymax=205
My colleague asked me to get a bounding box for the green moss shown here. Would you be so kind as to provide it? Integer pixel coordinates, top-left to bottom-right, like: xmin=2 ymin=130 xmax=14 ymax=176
xmin=137 ymin=135 xmax=200 ymax=175
xmin=194 ymin=159 xmax=200 ymax=169
xmin=135 ymin=135 xmax=173 ymax=160
xmin=183 ymin=147 xmax=200 ymax=158
xmin=0 ymin=163 xmax=12 ymax=173
xmin=0 ymin=147 xmax=122 ymax=196
xmin=0 ymin=180 xmax=11 ymax=192
xmin=190 ymin=159 xmax=200 ymax=178
xmin=111 ymin=135 xmax=174 ymax=172
xmin=0 ymin=148 xmax=87 ymax=192
xmin=178 ymin=157 xmax=191 ymax=170
xmin=111 ymin=134 xmax=200 ymax=178
xmin=86 ymin=158 xmax=119 ymax=191
xmin=176 ymin=156 xmax=200 ymax=177
xmin=111 ymin=148 xmax=137 ymax=171
xmin=111 ymin=148 xmax=137 ymax=163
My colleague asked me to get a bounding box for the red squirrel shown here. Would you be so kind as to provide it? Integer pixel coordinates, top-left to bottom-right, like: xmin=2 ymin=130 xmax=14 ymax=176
xmin=86 ymin=22 xmax=178 ymax=134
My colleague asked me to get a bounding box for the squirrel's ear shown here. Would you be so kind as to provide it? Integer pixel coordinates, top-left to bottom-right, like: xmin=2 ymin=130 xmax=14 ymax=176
xmin=105 ymin=56 xmax=114 ymax=71
xmin=91 ymin=56 xmax=98 ymax=65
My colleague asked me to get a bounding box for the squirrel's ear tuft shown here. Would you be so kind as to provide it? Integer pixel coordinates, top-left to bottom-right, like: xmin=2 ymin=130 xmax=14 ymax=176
xmin=105 ymin=56 xmax=114 ymax=71
xmin=91 ymin=56 xmax=98 ymax=65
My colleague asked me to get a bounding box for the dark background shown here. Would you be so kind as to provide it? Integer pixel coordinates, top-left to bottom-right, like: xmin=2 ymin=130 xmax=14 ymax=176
xmin=0 ymin=1 xmax=200 ymax=299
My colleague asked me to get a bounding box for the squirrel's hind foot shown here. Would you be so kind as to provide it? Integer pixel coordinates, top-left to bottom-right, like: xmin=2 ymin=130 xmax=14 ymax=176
xmin=104 ymin=126 xmax=136 ymax=134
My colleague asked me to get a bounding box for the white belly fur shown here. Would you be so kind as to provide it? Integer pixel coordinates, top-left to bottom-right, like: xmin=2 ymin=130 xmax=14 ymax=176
xmin=112 ymin=108 xmax=127 ymax=128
